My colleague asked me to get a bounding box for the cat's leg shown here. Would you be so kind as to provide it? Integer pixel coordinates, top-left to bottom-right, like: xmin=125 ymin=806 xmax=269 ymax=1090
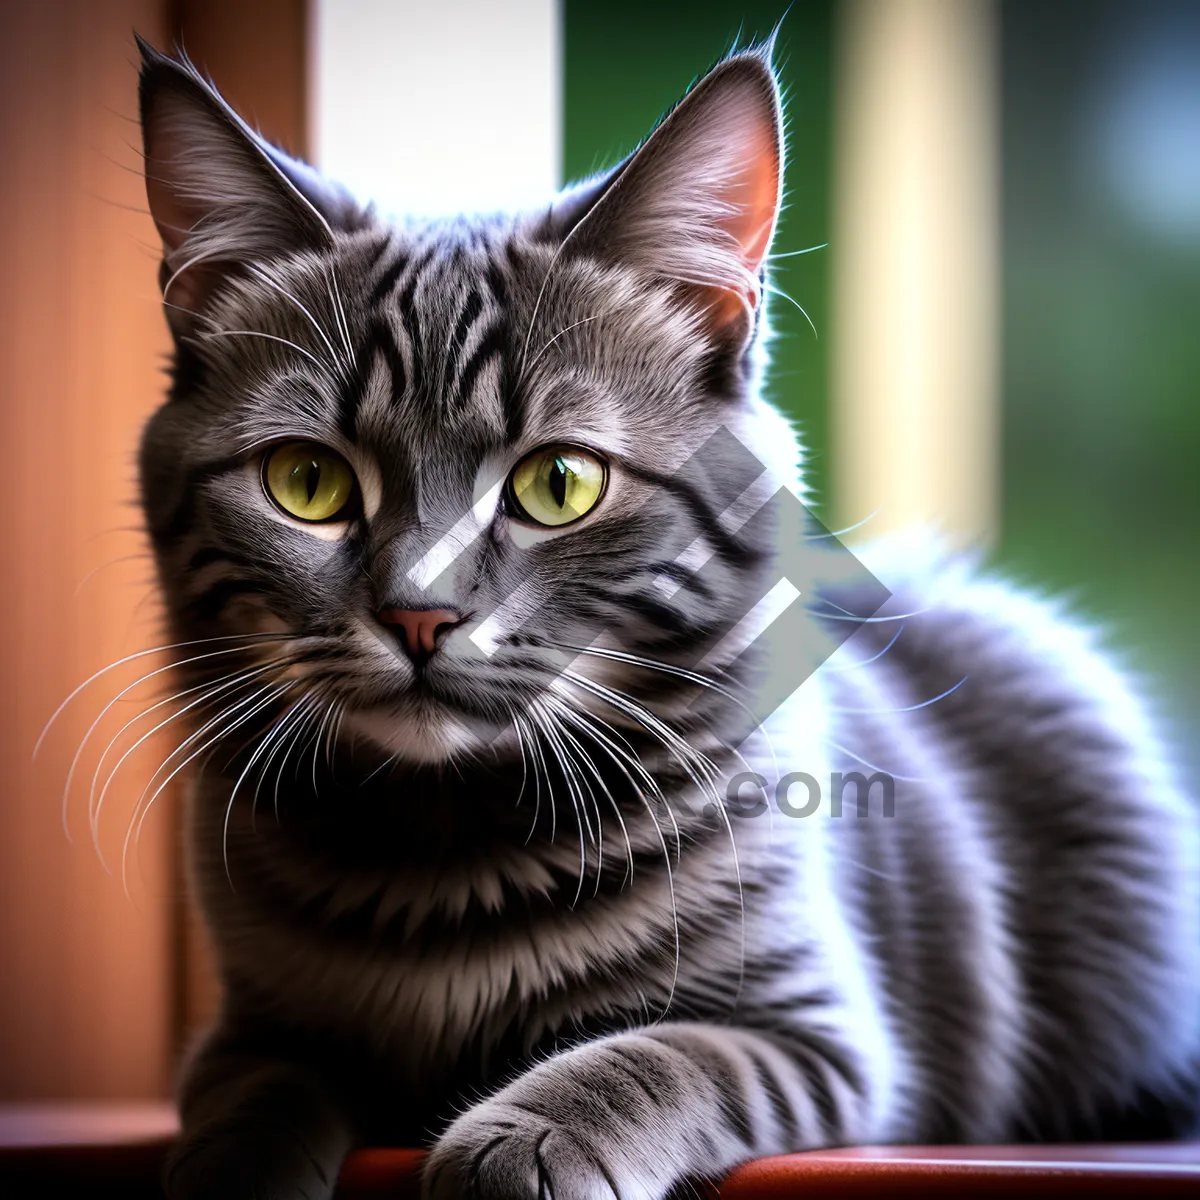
xmin=163 ymin=1022 xmax=355 ymax=1200
xmin=424 ymin=1021 xmax=891 ymax=1200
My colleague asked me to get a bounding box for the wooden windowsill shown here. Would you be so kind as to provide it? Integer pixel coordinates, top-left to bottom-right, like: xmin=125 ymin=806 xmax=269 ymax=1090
xmin=2 ymin=1104 xmax=1199 ymax=1197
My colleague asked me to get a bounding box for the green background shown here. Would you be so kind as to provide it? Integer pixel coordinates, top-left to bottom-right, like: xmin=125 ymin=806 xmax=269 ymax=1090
xmin=563 ymin=1 xmax=1200 ymax=771
xmin=563 ymin=1 xmax=835 ymax=511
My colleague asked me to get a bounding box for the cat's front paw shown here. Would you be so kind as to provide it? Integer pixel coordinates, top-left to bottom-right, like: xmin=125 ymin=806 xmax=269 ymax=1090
xmin=425 ymin=1040 xmax=705 ymax=1200
xmin=425 ymin=1105 xmax=623 ymax=1200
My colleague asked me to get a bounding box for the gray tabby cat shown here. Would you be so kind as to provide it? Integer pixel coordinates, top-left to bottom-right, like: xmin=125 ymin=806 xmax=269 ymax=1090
xmin=133 ymin=32 xmax=1200 ymax=1200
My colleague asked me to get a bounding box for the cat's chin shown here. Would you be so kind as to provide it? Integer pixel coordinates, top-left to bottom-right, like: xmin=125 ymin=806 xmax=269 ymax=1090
xmin=341 ymin=703 xmax=508 ymax=766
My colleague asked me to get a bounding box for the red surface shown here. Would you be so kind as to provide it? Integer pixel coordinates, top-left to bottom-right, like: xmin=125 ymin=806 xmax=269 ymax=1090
xmin=2 ymin=1106 xmax=1199 ymax=1197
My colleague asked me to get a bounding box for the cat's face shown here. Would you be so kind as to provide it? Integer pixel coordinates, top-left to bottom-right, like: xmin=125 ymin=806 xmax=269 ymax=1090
xmin=137 ymin=39 xmax=798 ymax=766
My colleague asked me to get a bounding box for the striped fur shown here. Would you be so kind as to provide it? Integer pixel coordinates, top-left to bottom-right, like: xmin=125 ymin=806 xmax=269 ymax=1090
xmin=134 ymin=36 xmax=1200 ymax=1200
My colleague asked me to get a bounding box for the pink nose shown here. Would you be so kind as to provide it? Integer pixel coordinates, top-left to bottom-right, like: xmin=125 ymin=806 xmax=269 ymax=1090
xmin=377 ymin=607 xmax=462 ymax=659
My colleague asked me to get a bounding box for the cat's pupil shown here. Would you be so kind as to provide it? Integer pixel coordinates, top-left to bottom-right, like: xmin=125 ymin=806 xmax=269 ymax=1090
xmin=304 ymin=461 xmax=320 ymax=503
xmin=549 ymin=458 xmax=569 ymax=509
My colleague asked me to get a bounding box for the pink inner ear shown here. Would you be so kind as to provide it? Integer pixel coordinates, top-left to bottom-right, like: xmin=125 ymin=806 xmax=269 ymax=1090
xmin=710 ymin=100 xmax=781 ymax=328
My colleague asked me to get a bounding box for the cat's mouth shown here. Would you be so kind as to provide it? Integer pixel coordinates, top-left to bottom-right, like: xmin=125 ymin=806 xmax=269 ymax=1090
xmin=266 ymin=615 xmax=541 ymax=765
xmin=340 ymin=701 xmax=482 ymax=765
xmin=337 ymin=667 xmax=520 ymax=766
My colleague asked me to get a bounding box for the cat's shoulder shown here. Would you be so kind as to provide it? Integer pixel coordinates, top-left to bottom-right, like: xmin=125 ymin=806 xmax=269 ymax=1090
xmin=840 ymin=528 xmax=1115 ymax=669
xmin=823 ymin=529 xmax=1181 ymax=776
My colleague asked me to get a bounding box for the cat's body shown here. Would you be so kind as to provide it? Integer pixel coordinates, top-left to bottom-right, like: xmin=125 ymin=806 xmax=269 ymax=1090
xmin=134 ymin=36 xmax=1200 ymax=1200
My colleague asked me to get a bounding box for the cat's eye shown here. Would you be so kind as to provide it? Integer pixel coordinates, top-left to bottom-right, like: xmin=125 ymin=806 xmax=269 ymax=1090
xmin=508 ymin=445 xmax=607 ymax=528
xmin=262 ymin=442 xmax=358 ymax=523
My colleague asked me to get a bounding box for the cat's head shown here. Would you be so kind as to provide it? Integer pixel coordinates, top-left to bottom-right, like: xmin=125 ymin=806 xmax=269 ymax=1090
xmin=136 ymin=35 xmax=802 ymax=768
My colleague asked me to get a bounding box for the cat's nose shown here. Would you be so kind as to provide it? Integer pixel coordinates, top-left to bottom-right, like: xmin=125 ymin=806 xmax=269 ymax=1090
xmin=376 ymin=607 xmax=464 ymax=662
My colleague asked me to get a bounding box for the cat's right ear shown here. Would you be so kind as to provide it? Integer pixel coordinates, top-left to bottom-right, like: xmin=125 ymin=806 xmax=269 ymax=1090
xmin=137 ymin=35 xmax=353 ymax=334
xmin=544 ymin=44 xmax=784 ymax=348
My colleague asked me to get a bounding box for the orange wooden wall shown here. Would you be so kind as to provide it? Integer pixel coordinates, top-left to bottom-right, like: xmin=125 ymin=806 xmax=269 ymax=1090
xmin=0 ymin=0 xmax=308 ymax=1101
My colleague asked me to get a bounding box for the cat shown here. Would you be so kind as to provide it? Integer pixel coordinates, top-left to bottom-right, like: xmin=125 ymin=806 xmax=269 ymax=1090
xmin=132 ymin=32 xmax=1200 ymax=1200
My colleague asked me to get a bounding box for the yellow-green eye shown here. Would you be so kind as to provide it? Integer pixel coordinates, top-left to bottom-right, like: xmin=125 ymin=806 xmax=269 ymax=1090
xmin=508 ymin=445 xmax=607 ymax=528
xmin=263 ymin=442 xmax=357 ymax=523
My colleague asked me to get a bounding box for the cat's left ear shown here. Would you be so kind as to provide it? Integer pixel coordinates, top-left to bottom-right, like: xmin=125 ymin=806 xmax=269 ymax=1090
xmin=137 ymin=35 xmax=363 ymax=332
xmin=552 ymin=43 xmax=784 ymax=344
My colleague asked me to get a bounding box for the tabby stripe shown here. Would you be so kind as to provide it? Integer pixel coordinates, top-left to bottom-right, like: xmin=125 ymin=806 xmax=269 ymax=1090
xmin=694 ymin=1041 xmax=755 ymax=1146
xmin=596 ymin=587 xmax=698 ymax=637
xmin=793 ymin=1049 xmax=838 ymax=1139
xmin=503 ymin=366 xmax=525 ymax=443
xmin=645 ymin=560 xmax=716 ymax=598
xmin=600 ymin=1048 xmax=663 ymax=1111
xmin=744 ymin=1047 xmax=802 ymax=1146
xmin=623 ymin=462 xmax=760 ymax=566
xmin=187 ymin=578 xmax=266 ymax=621
xmin=446 ymin=289 xmax=484 ymax=389
xmin=484 ymin=256 xmax=509 ymax=309
xmin=372 ymin=315 xmax=409 ymax=401
xmin=152 ymin=457 xmax=242 ymax=543
xmin=396 ymin=245 xmax=438 ymax=337
xmin=337 ymin=314 xmax=409 ymax=437
xmin=373 ymin=245 xmax=433 ymax=401
xmin=454 ymin=323 xmax=504 ymax=407
xmin=363 ymin=235 xmax=394 ymax=276
xmin=799 ymin=1031 xmax=868 ymax=1104
xmin=369 ymin=246 xmax=409 ymax=304
xmin=482 ymin=249 xmax=525 ymax=439
xmin=187 ymin=547 xmax=255 ymax=573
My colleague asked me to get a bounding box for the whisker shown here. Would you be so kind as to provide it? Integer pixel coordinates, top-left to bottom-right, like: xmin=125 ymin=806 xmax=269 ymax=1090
xmin=764 ymin=281 xmax=818 ymax=340
xmin=562 ymin=672 xmax=707 ymax=841
xmin=123 ymin=682 xmax=289 ymax=895
xmin=251 ymin=693 xmax=319 ymax=831
xmin=546 ymin=698 xmax=635 ymax=890
xmin=327 ymin=262 xmax=356 ymax=364
xmin=825 ymin=625 xmax=904 ymax=672
xmin=530 ymin=701 xmax=590 ymax=910
xmin=245 ymin=261 xmax=347 ymax=378
xmin=310 ymin=693 xmax=338 ymax=797
xmin=90 ymin=659 xmax=292 ymax=858
xmin=827 ymin=739 xmax=929 ymax=784
xmin=803 ymin=508 xmax=881 ymax=541
xmin=542 ymin=700 xmax=611 ymax=899
xmin=560 ymin=670 xmax=746 ymax=1012
xmin=86 ymin=668 xmax=245 ymax=834
xmin=521 ymin=314 xmax=602 ymax=380
xmin=35 ymin=631 xmax=290 ymax=762
xmin=512 ymin=712 xmax=545 ymax=846
xmin=56 ymin=637 xmax=295 ymax=840
xmin=550 ymin=693 xmax=670 ymax=817
xmin=550 ymin=640 xmax=781 ymax=785
xmin=222 ymin=683 xmax=302 ymax=889
xmin=71 ymin=553 xmax=152 ymax=599
xmin=833 ymin=675 xmax=968 ymax=716
xmin=510 ymin=713 xmax=531 ymax=809
xmin=765 ymin=242 xmax=827 ymax=260
xmin=547 ymin=698 xmax=679 ymax=1015
xmin=524 ymin=712 xmax=556 ymax=846
xmin=193 ymin=329 xmax=326 ymax=371
xmin=810 ymin=599 xmax=934 ymax=624
xmin=126 ymin=674 xmax=291 ymax=839
xmin=274 ymin=694 xmax=325 ymax=822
